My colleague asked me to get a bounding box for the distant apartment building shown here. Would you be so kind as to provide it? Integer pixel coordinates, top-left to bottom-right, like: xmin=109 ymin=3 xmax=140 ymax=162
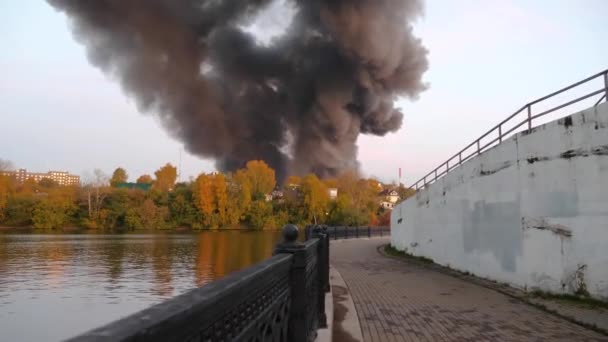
xmin=0 ymin=169 xmax=80 ymax=186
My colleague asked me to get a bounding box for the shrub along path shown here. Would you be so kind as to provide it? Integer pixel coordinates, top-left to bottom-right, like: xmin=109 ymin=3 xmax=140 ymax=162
xmin=330 ymin=237 xmax=607 ymax=342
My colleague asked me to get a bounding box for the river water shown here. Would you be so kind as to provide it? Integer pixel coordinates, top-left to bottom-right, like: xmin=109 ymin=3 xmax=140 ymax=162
xmin=0 ymin=231 xmax=282 ymax=342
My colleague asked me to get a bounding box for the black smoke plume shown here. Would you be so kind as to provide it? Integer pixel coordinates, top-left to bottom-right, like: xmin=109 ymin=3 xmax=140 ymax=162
xmin=48 ymin=0 xmax=428 ymax=181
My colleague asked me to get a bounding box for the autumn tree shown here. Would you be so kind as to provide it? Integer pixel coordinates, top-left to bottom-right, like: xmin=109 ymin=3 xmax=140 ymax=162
xmin=136 ymin=174 xmax=153 ymax=184
xmin=247 ymin=200 xmax=273 ymax=230
xmin=154 ymin=163 xmax=177 ymax=192
xmin=212 ymin=173 xmax=228 ymax=227
xmin=397 ymin=184 xmax=416 ymax=202
xmin=193 ymin=173 xmax=215 ymax=228
xmin=0 ymin=175 xmax=15 ymax=222
xmin=234 ymin=169 xmax=252 ymax=211
xmin=244 ymin=160 xmax=275 ymax=200
xmin=300 ymin=174 xmax=329 ymax=224
xmin=80 ymin=169 xmax=110 ymax=228
xmin=110 ymin=167 xmax=128 ymax=187
xmin=32 ymin=185 xmax=77 ymax=230
xmin=39 ymin=178 xmax=58 ymax=189
xmin=125 ymin=198 xmax=168 ymax=230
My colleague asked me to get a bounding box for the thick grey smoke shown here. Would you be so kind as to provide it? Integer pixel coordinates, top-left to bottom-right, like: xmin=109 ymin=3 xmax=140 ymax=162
xmin=48 ymin=0 xmax=428 ymax=181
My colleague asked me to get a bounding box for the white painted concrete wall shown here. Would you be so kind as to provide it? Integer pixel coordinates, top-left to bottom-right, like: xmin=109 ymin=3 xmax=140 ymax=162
xmin=391 ymin=102 xmax=608 ymax=300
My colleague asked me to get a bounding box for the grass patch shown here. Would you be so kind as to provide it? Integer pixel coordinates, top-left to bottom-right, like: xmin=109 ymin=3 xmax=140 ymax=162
xmin=530 ymin=290 xmax=608 ymax=310
xmin=384 ymin=245 xmax=434 ymax=264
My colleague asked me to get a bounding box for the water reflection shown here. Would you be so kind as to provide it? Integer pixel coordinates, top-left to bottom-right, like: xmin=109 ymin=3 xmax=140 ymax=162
xmin=0 ymin=231 xmax=281 ymax=342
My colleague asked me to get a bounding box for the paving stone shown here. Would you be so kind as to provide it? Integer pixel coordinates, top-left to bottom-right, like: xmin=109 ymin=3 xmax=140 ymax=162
xmin=331 ymin=238 xmax=608 ymax=342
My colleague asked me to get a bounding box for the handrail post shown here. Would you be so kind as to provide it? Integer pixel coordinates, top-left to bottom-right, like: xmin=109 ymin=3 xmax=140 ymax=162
xmin=459 ymin=152 xmax=462 ymax=165
xmin=274 ymin=225 xmax=307 ymax=342
xmin=311 ymin=225 xmax=328 ymax=327
xmin=434 ymin=169 xmax=438 ymax=181
xmin=498 ymin=124 xmax=502 ymax=143
xmin=604 ymin=71 xmax=608 ymax=103
xmin=476 ymin=140 xmax=481 ymax=155
xmin=527 ymin=104 xmax=532 ymax=132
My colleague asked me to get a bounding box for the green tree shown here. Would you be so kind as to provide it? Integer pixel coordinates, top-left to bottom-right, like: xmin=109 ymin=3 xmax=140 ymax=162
xmin=154 ymin=163 xmax=177 ymax=192
xmin=125 ymin=198 xmax=168 ymax=230
xmin=32 ymin=198 xmax=75 ymax=230
xmin=4 ymin=195 xmax=37 ymax=226
xmin=110 ymin=167 xmax=128 ymax=187
xmin=247 ymin=200 xmax=273 ymax=230
xmin=168 ymin=185 xmax=198 ymax=228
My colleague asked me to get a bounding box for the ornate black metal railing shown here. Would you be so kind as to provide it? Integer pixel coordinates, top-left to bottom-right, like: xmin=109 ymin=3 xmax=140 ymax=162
xmin=67 ymin=225 xmax=333 ymax=342
xmin=306 ymin=225 xmax=390 ymax=240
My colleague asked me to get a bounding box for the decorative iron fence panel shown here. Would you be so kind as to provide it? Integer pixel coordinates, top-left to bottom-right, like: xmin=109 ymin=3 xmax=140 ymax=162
xmin=67 ymin=225 xmax=331 ymax=342
xmin=67 ymin=254 xmax=293 ymax=342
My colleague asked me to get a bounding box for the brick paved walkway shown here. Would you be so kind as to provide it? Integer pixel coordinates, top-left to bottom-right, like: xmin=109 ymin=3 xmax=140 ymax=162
xmin=331 ymin=238 xmax=608 ymax=342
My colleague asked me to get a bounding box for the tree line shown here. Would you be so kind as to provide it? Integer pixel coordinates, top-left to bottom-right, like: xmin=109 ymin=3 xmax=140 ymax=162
xmin=0 ymin=160 xmax=415 ymax=231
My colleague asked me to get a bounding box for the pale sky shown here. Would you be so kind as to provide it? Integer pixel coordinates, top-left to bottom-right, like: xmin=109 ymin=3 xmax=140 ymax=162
xmin=1 ymin=0 xmax=607 ymax=185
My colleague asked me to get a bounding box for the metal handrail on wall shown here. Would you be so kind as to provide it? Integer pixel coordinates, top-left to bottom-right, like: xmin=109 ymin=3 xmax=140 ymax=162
xmin=411 ymin=68 xmax=608 ymax=191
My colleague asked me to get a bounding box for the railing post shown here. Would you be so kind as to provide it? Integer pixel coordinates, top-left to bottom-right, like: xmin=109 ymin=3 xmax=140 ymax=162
xmin=273 ymin=225 xmax=308 ymax=342
xmin=498 ymin=124 xmax=502 ymax=143
xmin=434 ymin=169 xmax=438 ymax=181
xmin=527 ymin=104 xmax=532 ymax=132
xmin=476 ymin=140 xmax=481 ymax=155
xmin=304 ymin=225 xmax=311 ymax=241
xmin=368 ymin=226 xmax=371 ymax=238
xmin=311 ymin=225 xmax=328 ymax=328
xmin=459 ymin=152 xmax=462 ymax=165
xmin=356 ymin=226 xmax=359 ymax=238
xmin=604 ymin=71 xmax=608 ymax=103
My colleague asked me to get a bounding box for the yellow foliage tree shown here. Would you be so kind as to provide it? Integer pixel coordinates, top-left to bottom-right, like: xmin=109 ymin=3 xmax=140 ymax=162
xmin=212 ymin=173 xmax=228 ymax=227
xmin=154 ymin=163 xmax=177 ymax=192
xmin=244 ymin=160 xmax=275 ymax=200
xmin=194 ymin=173 xmax=215 ymax=227
xmin=136 ymin=174 xmax=153 ymax=184
xmin=301 ymin=174 xmax=329 ymax=224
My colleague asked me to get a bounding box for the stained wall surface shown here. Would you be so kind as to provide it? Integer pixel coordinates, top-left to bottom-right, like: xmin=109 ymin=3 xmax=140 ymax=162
xmin=391 ymin=102 xmax=608 ymax=299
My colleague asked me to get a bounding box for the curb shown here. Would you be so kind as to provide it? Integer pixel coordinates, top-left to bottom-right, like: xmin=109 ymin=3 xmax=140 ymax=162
xmin=329 ymin=265 xmax=364 ymax=342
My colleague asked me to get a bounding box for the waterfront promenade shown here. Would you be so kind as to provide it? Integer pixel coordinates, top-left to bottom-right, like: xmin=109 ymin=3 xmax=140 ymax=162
xmin=330 ymin=238 xmax=607 ymax=342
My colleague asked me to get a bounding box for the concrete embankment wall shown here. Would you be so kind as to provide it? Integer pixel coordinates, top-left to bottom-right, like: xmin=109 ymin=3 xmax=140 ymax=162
xmin=391 ymin=102 xmax=608 ymax=300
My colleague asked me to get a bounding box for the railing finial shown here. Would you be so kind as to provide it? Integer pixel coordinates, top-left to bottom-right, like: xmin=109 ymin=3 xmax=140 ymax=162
xmin=282 ymin=224 xmax=299 ymax=243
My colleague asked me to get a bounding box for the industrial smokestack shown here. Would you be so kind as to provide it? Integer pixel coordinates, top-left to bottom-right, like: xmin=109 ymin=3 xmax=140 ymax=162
xmin=48 ymin=0 xmax=428 ymax=181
